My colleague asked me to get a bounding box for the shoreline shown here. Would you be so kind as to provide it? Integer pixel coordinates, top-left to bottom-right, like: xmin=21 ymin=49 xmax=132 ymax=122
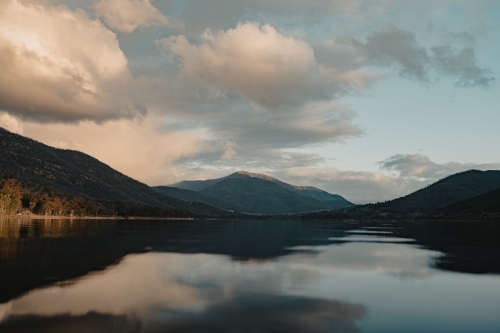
xmin=0 ymin=214 xmax=194 ymax=221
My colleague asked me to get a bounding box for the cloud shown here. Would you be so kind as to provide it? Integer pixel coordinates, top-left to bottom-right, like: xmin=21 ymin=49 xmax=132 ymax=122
xmin=160 ymin=0 xmax=493 ymax=38
xmin=378 ymin=153 xmax=500 ymax=179
xmin=0 ymin=113 xmax=24 ymax=135
xmin=316 ymin=26 xmax=495 ymax=88
xmin=12 ymin=109 xmax=497 ymax=205
xmin=150 ymin=22 xmax=364 ymax=168
xmin=278 ymin=154 xmax=500 ymax=203
xmin=144 ymin=295 xmax=365 ymax=333
xmin=0 ymin=1 xmax=496 ymax=204
xmin=0 ymin=0 xmax=145 ymax=122
xmin=157 ymin=22 xmax=333 ymax=110
xmin=12 ymin=116 xmax=207 ymax=185
xmin=283 ymin=167 xmax=416 ymax=203
xmin=1 ymin=97 xmax=361 ymax=187
xmin=0 ymin=252 xmax=366 ymax=333
xmin=166 ymin=100 xmax=362 ymax=172
xmin=430 ymin=45 xmax=495 ymax=88
xmin=360 ymin=26 xmax=430 ymax=80
xmin=94 ymin=0 xmax=171 ymax=33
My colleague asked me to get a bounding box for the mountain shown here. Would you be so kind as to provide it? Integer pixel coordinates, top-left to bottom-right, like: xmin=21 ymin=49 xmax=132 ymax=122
xmin=303 ymin=169 xmax=500 ymax=219
xmin=375 ymin=170 xmax=500 ymax=214
xmin=0 ymin=127 xmax=227 ymax=216
xmin=437 ymin=188 xmax=500 ymax=216
xmin=158 ymin=171 xmax=353 ymax=214
xmin=153 ymin=186 xmax=244 ymax=212
xmin=172 ymin=179 xmax=222 ymax=192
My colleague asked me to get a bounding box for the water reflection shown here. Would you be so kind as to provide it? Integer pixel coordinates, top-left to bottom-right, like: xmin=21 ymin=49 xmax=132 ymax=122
xmin=1 ymin=296 xmax=365 ymax=333
xmin=0 ymin=251 xmax=367 ymax=332
xmin=0 ymin=219 xmax=500 ymax=332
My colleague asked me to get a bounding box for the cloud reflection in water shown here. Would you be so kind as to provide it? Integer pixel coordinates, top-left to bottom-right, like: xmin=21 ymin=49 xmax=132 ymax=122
xmin=0 ymin=250 xmax=371 ymax=333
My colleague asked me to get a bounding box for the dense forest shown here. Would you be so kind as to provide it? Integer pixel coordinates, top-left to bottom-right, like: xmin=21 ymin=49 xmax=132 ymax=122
xmin=0 ymin=171 xmax=192 ymax=218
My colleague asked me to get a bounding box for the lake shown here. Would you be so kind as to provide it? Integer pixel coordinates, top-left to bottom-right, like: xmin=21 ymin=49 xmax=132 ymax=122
xmin=0 ymin=218 xmax=499 ymax=332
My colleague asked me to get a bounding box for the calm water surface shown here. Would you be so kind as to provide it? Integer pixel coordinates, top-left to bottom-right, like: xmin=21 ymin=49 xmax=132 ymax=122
xmin=0 ymin=219 xmax=499 ymax=332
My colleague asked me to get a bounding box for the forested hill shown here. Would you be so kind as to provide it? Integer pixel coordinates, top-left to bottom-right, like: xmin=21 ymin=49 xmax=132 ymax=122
xmin=303 ymin=170 xmax=500 ymax=219
xmin=370 ymin=170 xmax=500 ymax=214
xmin=437 ymin=188 xmax=500 ymax=216
xmin=0 ymin=173 xmax=192 ymax=218
xmin=0 ymin=128 xmax=227 ymax=216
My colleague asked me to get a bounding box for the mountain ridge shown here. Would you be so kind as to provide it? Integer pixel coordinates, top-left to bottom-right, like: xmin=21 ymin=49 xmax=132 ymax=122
xmin=0 ymin=127 xmax=228 ymax=216
xmin=159 ymin=170 xmax=353 ymax=214
xmin=302 ymin=169 xmax=500 ymax=219
xmin=171 ymin=170 xmax=348 ymax=201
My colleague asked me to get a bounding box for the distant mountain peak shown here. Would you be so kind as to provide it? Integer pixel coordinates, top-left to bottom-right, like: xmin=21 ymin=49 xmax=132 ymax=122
xmin=228 ymin=171 xmax=322 ymax=192
xmin=229 ymin=171 xmax=277 ymax=181
xmin=164 ymin=170 xmax=354 ymax=214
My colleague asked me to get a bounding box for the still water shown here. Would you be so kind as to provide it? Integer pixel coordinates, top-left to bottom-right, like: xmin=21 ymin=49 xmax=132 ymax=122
xmin=0 ymin=219 xmax=499 ymax=332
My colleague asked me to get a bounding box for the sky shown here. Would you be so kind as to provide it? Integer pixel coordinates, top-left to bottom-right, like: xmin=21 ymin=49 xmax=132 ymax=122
xmin=0 ymin=0 xmax=499 ymax=203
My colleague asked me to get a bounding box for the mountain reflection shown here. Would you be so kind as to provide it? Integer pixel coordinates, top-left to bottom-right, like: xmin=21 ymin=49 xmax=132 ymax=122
xmin=145 ymin=295 xmax=365 ymax=333
xmin=1 ymin=219 xmax=500 ymax=333
xmin=1 ymin=296 xmax=365 ymax=333
xmin=1 ymin=218 xmax=500 ymax=304
xmin=0 ymin=252 xmax=366 ymax=333
xmin=0 ymin=313 xmax=140 ymax=333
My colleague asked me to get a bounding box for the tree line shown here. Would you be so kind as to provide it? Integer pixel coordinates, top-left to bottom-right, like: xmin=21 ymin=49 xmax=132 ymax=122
xmin=0 ymin=172 xmax=192 ymax=218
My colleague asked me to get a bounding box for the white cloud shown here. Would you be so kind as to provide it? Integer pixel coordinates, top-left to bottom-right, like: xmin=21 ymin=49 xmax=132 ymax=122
xmin=157 ymin=22 xmax=331 ymax=110
xmin=94 ymin=0 xmax=171 ymax=33
xmin=378 ymin=153 xmax=500 ymax=179
xmin=0 ymin=0 xmax=145 ymax=122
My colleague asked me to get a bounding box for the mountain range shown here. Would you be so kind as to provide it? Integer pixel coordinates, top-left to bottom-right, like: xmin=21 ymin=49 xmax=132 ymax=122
xmin=155 ymin=171 xmax=353 ymax=214
xmin=0 ymin=127 xmax=499 ymax=219
xmin=0 ymin=127 xmax=351 ymax=217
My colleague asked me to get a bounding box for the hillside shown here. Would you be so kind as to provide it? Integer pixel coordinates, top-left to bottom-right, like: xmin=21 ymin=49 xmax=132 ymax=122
xmin=0 ymin=128 xmax=227 ymax=216
xmin=303 ymin=170 xmax=500 ymax=219
xmin=437 ymin=188 xmax=500 ymax=216
xmin=375 ymin=170 xmax=500 ymax=214
xmin=160 ymin=171 xmax=353 ymax=214
xmin=154 ymin=186 xmax=243 ymax=212
xmin=0 ymin=173 xmax=192 ymax=218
